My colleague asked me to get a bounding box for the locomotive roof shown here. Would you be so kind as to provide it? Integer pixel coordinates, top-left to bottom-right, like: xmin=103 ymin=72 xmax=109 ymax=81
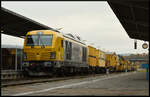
xmin=26 ymin=30 xmax=87 ymax=46
xmin=105 ymin=52 xmax=115 ymax=54
xmin=63 ymin=33 xmax=86 ymax=45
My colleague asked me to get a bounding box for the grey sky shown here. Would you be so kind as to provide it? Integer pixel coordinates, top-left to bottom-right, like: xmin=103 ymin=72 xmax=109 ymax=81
xmin=1 ymin=1 xmax=149 ymax=54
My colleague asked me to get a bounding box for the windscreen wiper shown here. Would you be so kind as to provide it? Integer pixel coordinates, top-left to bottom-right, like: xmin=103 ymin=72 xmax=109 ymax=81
xmin=39 ymin=35 xmax=45 ymax=48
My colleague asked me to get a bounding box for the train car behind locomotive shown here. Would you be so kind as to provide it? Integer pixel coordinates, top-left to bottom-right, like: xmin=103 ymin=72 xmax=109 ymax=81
xmin=105 ymin=52 xmax=118 ymax=72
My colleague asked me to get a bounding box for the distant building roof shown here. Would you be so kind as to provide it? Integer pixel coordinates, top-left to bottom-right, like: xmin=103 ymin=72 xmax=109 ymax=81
xmin=108 ymin=0 xmax=149 ymax=41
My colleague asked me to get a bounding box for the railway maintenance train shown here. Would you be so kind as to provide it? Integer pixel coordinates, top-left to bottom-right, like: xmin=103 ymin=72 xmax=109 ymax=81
xmin=22 ymin=30 xmax=137 ymax=76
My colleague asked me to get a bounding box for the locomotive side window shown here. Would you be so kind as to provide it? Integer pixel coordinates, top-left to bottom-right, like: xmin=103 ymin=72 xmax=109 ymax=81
xmin=68 ymin=42 xmax=72 ymax=60
xmin=61 ymin=40 xmax=63 ymax=48
xmin=65 ymin=41 xmax=72 ymax=60
xmin=82 ymin=47 xmax=87 ymax=62
xmin=65 ymin=41 xmax=68 ymax=59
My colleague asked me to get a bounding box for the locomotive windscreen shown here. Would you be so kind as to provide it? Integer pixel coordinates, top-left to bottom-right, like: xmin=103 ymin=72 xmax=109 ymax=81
xmin=26 ymin=35 xmax=53 ymax=46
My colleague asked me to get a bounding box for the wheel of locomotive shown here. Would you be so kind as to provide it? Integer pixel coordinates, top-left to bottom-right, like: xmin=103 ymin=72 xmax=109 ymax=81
xmin=96 ymin=67 xmax=100 ymax=74
xmin=90 ymin=66 xmax=94 ymax=74
xmin=66 ymin=67 xmax=71 ymax=76
xmin=85 ymin=67 xmax=89 ymax=75
xmin=71 ymin=67 xmax=74 ymax=75
xmin=22 ymin=68 xmax=30 ymax=77
xmin=73 ymin=67 xmax=77 ymax=76
xmin=51 ymin=68 xmax=58 ymax=77
xmin=82 ymin=67 xmax=87 ymax=75
xmin=57 ymin=67 xmax=65 ymax=77
xmin=88 ymin=67 xmax=92 ymax=74
xmin=79 ymin=67 xmax=83 ymax=75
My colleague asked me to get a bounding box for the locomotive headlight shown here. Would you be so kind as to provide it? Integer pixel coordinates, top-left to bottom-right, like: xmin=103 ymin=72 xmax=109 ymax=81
xmin=50 ymin=52 xmax=56 ymax=59
xmin=24 ymin=53 xmax=27 ymax=59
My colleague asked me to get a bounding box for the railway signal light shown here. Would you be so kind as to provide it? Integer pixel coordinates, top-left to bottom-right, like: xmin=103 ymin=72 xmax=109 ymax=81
xmin=134 ymin=39 xmax=137 ymax=49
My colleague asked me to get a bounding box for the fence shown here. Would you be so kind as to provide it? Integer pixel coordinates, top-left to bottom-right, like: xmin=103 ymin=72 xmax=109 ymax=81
xmin=1 ymin=48 xmax=23 ymax=71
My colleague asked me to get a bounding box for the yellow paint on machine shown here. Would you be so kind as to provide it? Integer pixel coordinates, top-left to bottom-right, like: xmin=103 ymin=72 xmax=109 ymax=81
xmin=88 ymin=46 xmax=97 ymax=67
xmin=105 ymin=53 xmax=119 ymax=68
xmin=96 ymin=49 xmax=106 ymax=67
xmin=127 ymin=60 xmax=132 ymax=71
xmin=24 ymin=30 xmax=64 ymax=62
xmin=116 ymin=58 xmax=126 ymax=71
xmin=88 ymin=46 xmax=106 ymax=67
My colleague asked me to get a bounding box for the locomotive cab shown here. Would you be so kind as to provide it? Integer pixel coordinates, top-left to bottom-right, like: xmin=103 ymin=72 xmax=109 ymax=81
xmin=23 ymin=30 xmax=64 ymax=73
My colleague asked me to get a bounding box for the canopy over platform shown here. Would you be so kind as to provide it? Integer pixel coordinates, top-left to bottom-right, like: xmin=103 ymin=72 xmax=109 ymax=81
xmin=1 ymin=0 xmax=149 ymax=41
xmin=1 ymin=7 xmax=60 ymax=37
xmin=108 ymin=0 xmax=149 ymax=41
xmin=1 ymin=34 xmax=24 ymax=49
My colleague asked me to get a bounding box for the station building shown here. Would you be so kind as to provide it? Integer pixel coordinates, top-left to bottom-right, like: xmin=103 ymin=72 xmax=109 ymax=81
xmin=1 ymin=7 xmax=56 ymax=73
xmin=1 ymin=34 xmax=24 ymax=71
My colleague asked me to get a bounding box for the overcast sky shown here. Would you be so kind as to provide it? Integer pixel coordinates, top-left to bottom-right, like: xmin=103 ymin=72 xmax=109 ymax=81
xmin=1 ymin=1 xmax=149 ymax=54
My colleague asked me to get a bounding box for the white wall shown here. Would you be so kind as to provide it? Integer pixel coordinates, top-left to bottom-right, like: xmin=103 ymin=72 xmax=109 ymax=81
xmin=1 ymin=33 xmax=24 ymax=49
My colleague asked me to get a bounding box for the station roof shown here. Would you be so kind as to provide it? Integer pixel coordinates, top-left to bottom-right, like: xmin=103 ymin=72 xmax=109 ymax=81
xmin=1 ymin=7 xmax=60 ymax=37
xmin=1 ymin=0 xmax=149 ymax=41
xmin=1 ymin=34 xmax=24 ymax=49
xmin=108 ymin=0 xmax=149 ymax=41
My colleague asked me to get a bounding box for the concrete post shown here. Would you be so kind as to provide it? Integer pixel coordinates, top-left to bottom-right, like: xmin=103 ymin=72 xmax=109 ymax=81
xmin=125 ymin=69 xmax=127 ymax=73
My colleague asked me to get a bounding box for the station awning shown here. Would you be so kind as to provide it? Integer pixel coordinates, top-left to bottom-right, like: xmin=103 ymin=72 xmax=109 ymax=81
xmin=1 ymin=7 xmax=60 ymax=37
xmin=1 ymin=34 xmax=24 ymax=49
xmin=108 ymin=0 xmax=149 ymax=41
xmin=1 ymin=0 xmax=149 ymax=41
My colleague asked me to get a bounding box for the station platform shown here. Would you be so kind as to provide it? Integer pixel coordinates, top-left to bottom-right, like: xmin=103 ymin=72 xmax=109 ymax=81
xmin=2 ymin=71 xmax=149 ymax=96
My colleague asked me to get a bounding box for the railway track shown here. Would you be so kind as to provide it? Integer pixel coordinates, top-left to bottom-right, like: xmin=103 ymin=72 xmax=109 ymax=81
xmin=1 ymin=72 xmax=125 ymax=87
